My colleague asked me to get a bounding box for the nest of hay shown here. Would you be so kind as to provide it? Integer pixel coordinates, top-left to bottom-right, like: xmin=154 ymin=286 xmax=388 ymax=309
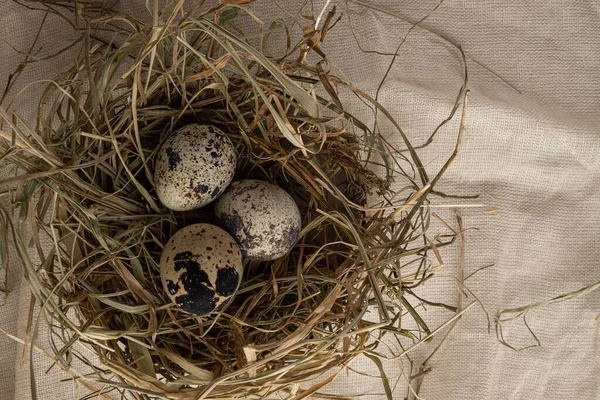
xmin=0 ymin=1 xmax=468 ymax=398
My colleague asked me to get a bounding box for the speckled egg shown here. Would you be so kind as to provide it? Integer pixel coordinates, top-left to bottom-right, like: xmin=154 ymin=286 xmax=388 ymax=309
xmin=160 ymin=223 xmax=243 ymax=315
xmin=155 ymin=124 xmax=237 ymax=211
xmin=214 ymin=180 xmax=301 ymax=261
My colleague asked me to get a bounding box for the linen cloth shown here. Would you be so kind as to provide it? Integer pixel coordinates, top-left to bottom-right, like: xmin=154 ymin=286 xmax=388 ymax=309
xmin=0 ymin=1 xmax=599 ymax=399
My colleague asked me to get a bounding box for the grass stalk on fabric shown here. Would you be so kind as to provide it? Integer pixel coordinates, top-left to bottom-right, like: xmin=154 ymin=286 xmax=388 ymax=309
xmin=0 ymin=1 xmax=474 ymax=398
xmin=495 ymin=280 xmax=600 ymax=351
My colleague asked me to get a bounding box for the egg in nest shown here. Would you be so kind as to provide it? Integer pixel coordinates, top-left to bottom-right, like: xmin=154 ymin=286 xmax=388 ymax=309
xmin=215 ymin=179 xmax=301 ymax=261
xmin=160 ymin=223 xmax=243 ymax=315
xmin=155 ymin=124 xmax=237 ymax=211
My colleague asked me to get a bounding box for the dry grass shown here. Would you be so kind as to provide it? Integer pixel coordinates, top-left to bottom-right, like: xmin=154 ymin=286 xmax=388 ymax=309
xmin=0 ymin=1 xmax=472 ymax=398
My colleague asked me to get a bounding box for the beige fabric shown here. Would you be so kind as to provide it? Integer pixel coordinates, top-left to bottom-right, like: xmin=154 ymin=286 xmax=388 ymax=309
xmin=1 ymin=0 xmax=600 ymax=399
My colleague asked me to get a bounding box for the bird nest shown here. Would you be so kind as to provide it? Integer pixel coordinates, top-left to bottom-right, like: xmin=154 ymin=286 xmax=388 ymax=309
xmin=0 ymin=1 xmax=469 ymax=399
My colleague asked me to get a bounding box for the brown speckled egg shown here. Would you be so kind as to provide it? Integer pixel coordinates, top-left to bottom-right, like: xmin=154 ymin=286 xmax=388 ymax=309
xmin=214 ymin=180 xmax=301 ymax=261
xmin=155 ymin=124 xmax=237 ymax=211
xmin=160 ymin=223 xmax=243 ymax=315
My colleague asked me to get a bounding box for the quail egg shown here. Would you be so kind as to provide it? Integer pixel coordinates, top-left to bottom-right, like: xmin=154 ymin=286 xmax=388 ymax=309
xmin=214 ymin=179 xmax=301 ymax=261
xmin=155 ymin=124 xmax=237 ymax=211
xmin=160 ymin=223 xmax=243 ymax=315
